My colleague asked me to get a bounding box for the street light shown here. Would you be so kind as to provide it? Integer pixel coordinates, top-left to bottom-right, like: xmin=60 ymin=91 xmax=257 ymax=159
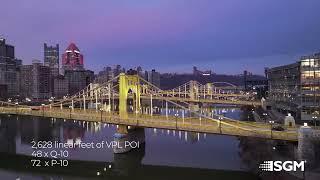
xmin=312 ymin=111 xmax=319 ymax=128
xmin=174 ymin=113 xmax=179 ymax=129
xmin=15 ymin=102 xmax=18 ymax=114
xmin=69 ymin=106 xmax=72 ymax=119
xmin=312 ymin=116 xmax=318 ymax=127
xmin=99 ymin=108 xmax=103 ymax=122
xmin=218 ymin=116 xmax=223 ymax=133
xmin=41 ymin=104 xmax=45 ymax=116
xmin=269 ymin=120 xmax=274 ymax=139
xmin=263 ymin=113 xmax=268 ymax=123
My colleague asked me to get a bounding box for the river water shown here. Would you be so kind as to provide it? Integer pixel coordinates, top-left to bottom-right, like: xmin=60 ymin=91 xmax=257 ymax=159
xmin=0 ymin=107 xmax=318 ymax=180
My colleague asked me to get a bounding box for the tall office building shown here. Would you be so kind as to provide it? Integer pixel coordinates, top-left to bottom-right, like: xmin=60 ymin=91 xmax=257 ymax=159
xmin=65 ymin=69 xmax=94 ymax=95
xmin=96 ymin=65 xmax=125 ymax=85
xmin=96 ymin=66 xmax=114 ymax=83
xmin=20 ymin=60 xmax=51 ymax=99
xmin=0 ymin=38 xmax=21 ymax=97
xmin=44 ymin=43 xmax=60 ymax=98
xmin=62 ymin=43 xmax=84 ymax=72
xmin=33 ymin=60 xmax=51 ymax=99
xmin=113 ymin=65 xmax=125 ymax=77
xmin=267 ymin=52 xmax=320 ymax=122
xmin=60 ymin=42 xmax=95 ymax=97
xmin=136 ymin=66 xmax=144 ymax=77
xmin=19 ymin=64 xmax=33 ymax=98
xmin=53 ymin=75 xmax=69 ymax=98
xmin=145 ymin=69 xmax=160 ymax=87
xmin=44 ymin=43 xmax=59 ymax=68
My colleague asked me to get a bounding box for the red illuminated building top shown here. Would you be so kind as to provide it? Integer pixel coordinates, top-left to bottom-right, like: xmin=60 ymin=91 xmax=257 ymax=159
xmin=62 ymin=43 xmax=84 ymax=71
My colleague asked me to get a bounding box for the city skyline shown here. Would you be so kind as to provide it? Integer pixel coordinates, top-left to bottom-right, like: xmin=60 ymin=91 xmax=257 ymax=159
xmin=2 ymin=0 xmax=320 ymax=75
xmin=1 ymin=1 xmax=320 ymax=179
xmin=2 ymin=35 xmax=310 ymax=76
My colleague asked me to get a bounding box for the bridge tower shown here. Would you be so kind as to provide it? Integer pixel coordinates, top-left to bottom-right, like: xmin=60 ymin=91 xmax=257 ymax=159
xmin=205 ymin=83 xmax=213 ymax=99
xmin=116 ymin=73 xmax=144 ymax=154
xmin=297 ymin=125 xmax=316 ymax=166
xmin=188 ymin=81 xmax=200 ymax=113
xmin=189 ymin=81 xmax=198 ymax=100
xmin=119 ymin=73 xmax=141 ymax=119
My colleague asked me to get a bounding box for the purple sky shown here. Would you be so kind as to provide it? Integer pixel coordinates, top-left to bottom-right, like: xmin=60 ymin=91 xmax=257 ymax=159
xmin=1 ymin=0 xmax=320 ymax=75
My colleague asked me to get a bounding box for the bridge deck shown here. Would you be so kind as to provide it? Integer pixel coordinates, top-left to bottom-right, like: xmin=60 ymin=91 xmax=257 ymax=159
xmin=0 ymin=107 xmax=297 ymax=141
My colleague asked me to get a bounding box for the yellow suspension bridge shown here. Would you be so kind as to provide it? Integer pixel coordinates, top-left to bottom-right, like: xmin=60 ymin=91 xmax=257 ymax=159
xmin=0 ymin=73 xmax=298 ymax=141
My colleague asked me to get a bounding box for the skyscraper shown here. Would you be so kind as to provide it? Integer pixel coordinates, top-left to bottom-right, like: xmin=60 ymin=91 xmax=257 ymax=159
xmin=62 ymin=43 xmax=84 ymax=72
xmin=96 ymin=66 xmax=113 ymax=83
xmin=64 ymin=69 xmax=94 ymax=95
xmin=0 ymin=38 xmax=21 ymax=97
xmin=20 ymin=60 xmax=51 ymax=99
xmin=113 ymin=65 xmax=124 ymax=77
xmin=136 ymin=66 xmax=144 ymax=77
xmin=44 ymin=43 xmax=60 ymax=97
xmin=145 ymin=69 xmax=160 ymax=87
xmin=44 ymin=43 xmax=59 ymax=69
xmin=53 ymin=75 xmax=69 ymax=98
xmin=19 ymin=64 xmax=33 ymax=98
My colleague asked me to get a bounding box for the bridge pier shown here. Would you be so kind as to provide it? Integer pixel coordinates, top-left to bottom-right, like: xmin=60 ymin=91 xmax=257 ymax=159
xmin=189 ymin=103 xmax=199 ymax=116
xmin=205 ymin=83 xmax=213 ymax=100
xmin=117 ymin=125 xmax=129 ymax=134
xmin=114 ymin=125 xmax=145 ymax=154
xmin=284 ymin=113 xmax=295 ymax=127
xmin=189 ymin=104 xmax=199 ymax=111
xmin=297 ymin=124 xmax=315 ymax=166
xmin=113 ymin=141 xmax=145 ymax=176
xmin=189 ymin=80 xmax=198 ymax=101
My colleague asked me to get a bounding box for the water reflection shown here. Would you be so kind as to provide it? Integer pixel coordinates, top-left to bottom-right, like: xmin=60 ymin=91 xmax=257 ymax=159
xmin=0 ymin=114 xmax=260 ymax=179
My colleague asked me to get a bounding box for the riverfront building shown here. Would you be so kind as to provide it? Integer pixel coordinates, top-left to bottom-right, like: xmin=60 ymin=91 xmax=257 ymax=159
xmin=267 ymin=53 xmax=320 ymax=122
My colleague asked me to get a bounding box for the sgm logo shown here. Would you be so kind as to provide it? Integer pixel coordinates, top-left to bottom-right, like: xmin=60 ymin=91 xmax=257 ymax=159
xmin=259 ymin=161 xmax=306 ymax=172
